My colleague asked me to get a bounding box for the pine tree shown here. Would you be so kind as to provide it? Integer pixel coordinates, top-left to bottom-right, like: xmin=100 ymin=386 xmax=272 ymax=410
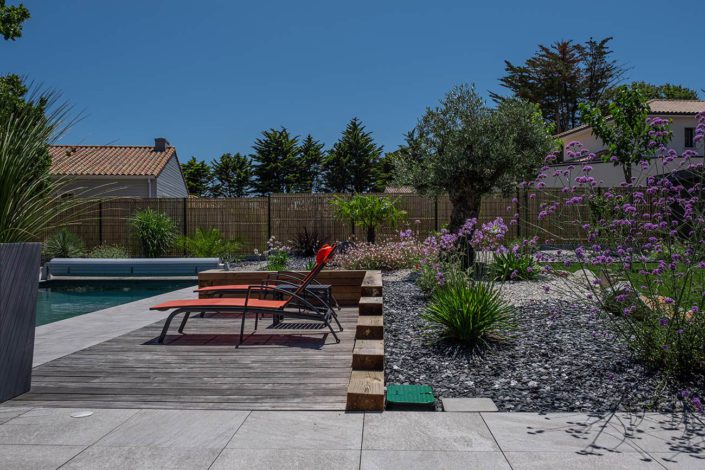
xmin=289 ymin=134 xmax=324 ymax=192
xmin=322 ymin=118 xmax=384 ymax=193
xmin=180 ymin=157 xmax=213 ymax=197
xmin=251 ymin=128 xmax=299 ymax=195
xmin=492 ymin=37 xmax=624 ymax=133
xmin=211 ymin=152 xmax=252 ymax=197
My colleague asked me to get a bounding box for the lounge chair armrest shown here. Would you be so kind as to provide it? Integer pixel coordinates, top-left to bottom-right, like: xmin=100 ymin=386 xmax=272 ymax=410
xmin=245 ymin=285 xmax=327 ymax=312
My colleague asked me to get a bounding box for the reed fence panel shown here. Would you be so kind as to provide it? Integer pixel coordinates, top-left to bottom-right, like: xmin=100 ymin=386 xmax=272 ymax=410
xmin=47 ymin=190 xmax=590 ymax=257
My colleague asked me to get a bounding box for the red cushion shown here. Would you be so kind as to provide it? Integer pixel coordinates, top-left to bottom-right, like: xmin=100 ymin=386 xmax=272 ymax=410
xmin=150 ymin=297 xmax=288 ymax=311
xmin=196 ymin=284 xmax=250 ymax=292
xmin=315 ymin=244 xmax=334 ymax=265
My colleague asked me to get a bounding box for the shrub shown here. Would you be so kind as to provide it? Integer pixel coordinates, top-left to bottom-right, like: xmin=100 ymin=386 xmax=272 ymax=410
xmin=43 ymin=228 xmax=84 ymax=258
xmin=331 ymin=194 xmax=406 ymax=243
xmin=334 ymin=232 xmax=425 ymax=270
xmin=88 ymin=244 xmax=128 ymax=259
xmin=256 ymin=236 xmax=291 ymax=271
xmin=490 ymin=243 xmax=538 ymax=281
xmin=131 ymin=209 xmax=177 ymax=258
xmin=292 ymin=226 xmax=326 ymax=256
xmin=421 ymin=278 xmax=514 ymax=348
xmin=177 ymin=227 xmax=242 ymax=258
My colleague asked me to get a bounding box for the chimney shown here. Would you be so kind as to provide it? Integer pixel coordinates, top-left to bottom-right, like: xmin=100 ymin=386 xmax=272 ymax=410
xmin=154 ymin=137 xmax=170 ymax=152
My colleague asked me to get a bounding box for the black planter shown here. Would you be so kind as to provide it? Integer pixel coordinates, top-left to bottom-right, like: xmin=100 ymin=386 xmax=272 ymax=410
xmin=0 ymin=243 xmax=40 ymax=402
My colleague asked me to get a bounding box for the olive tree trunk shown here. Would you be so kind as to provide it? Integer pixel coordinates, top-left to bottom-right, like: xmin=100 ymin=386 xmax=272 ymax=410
xmin=449 ymin=189 xmax=483 ymax=267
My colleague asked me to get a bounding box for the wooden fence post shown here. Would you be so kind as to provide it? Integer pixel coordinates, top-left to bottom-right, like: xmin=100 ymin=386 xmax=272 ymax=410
xmin=98 ymin=200 xmax=103 ymax=244
xmin=267 ymin=195 xmax=272 ymax=240
xmin=434 ymin=196 xmax=439 ymax=232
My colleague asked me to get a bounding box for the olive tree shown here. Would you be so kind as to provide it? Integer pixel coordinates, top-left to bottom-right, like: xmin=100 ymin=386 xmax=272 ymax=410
xmin=394 ymin=84 xmax=555 ymax=230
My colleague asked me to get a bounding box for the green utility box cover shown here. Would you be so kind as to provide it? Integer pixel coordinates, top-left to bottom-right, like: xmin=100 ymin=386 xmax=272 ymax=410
xmin=386 ymin=384 xmax=435 ymax=408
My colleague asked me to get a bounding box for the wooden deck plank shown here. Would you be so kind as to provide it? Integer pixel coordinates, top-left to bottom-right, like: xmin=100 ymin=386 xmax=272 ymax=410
xmin=16 ymin=307 xmax=359 ymax=410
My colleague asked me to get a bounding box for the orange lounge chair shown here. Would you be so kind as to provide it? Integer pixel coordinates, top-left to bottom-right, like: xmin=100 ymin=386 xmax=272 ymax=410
xmin=150 ymin=245 xmax=341 ymax=347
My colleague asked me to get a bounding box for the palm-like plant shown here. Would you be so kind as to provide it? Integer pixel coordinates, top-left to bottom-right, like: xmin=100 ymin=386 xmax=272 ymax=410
xmin=177 ymin=227 xmax=242 ymax=258
xmin=0 ymin=94 xmax=86 ymax=244
xmin=330 ymin=194 xmax=406 ymax=243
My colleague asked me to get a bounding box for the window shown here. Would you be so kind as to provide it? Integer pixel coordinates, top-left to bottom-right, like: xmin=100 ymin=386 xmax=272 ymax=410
xmin=685 ymin=127 xmax=695 ymax=148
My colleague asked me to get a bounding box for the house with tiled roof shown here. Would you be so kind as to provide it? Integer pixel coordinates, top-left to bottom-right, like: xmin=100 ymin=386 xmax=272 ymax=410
xmin=546 ymin=99 xmax=705 ymax=187
xmin=49 ymin=138 xmax=188 ymax=197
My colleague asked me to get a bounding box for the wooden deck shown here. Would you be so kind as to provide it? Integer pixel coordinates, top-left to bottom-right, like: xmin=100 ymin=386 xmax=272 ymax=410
xmin=13 ymin=308 xmax=358 ymax=411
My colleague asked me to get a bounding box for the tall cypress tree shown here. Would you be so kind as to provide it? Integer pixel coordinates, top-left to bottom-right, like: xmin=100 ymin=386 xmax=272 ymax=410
xmin=211 ymin=152 xmax=252 ymax=197
xmin=289 ymin=134 xmax=324 ymax=192
xmin=251 ymin=127 xmax=299 ymax=195
xmin=322 ymin=118 xmax=384 ymax=193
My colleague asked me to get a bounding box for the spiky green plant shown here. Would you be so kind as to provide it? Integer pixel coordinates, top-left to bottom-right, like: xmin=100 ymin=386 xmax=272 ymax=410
xmin=0 ymin=92 xmax=87 ymax=244
xmin=130 ymin=209 xmax=177 ymax=258
xmin=421 ymin=278 xmax=514 ymax=347
xmin=42 ymin=228 xmax=84 ymax=258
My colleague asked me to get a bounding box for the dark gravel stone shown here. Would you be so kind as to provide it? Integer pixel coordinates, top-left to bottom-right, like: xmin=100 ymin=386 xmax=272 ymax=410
xmin=383 ymin=271 xmax=703 ymax=413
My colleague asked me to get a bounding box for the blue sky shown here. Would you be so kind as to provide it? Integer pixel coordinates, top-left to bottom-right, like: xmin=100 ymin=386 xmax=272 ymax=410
xmin=2 ymin=0 xmax=702 ymax=162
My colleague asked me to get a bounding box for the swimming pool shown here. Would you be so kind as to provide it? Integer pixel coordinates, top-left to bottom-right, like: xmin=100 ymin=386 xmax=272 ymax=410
xmin=36 ymin=279 xmax=194 ymax=326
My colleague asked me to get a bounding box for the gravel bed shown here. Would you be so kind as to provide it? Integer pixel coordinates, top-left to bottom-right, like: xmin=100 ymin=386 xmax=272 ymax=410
xmin=384 ymin=270 xmax=702 ymax=413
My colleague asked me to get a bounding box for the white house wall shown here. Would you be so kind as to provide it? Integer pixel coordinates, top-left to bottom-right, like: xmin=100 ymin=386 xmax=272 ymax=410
xmin=155 ymin=156 xmax=188 ymax=197
xmin=561 ymin=115 xmax=704 ymax=161
xmin=57 ymin=177 xmax=153 ymax=197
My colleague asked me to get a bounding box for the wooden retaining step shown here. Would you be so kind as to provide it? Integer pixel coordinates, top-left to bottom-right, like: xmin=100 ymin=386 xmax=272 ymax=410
xmin=361 ymin=271 xmax=383 ymax=297
xmin=359 ymin=296 xmax=383 ymax=316
xmin=346 ymin=370 xmax=384 ymax=411
xmin=352 ymin=340 xmax=384 ymax=371
xmin=356 ymin=315 xmax=383 ymax=340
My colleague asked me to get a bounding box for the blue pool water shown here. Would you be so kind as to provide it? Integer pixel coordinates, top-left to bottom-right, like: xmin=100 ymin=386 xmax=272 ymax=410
xmin=36 ymin=280 xmax=194 ymax=326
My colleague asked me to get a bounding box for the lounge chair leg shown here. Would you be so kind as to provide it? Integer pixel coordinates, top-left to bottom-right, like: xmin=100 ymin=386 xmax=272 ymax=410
xmin=329 ymin=308 xmax=343 ymax=331
xmin=158 ymin=310 xmax=183 ymax=344
xmin=327 ymin=320 xmax=340 ymax=343
xmin=238 ymin=310 xmax=247 ymax=348
xmin=178 ymin=312 xmax=191 ymax=333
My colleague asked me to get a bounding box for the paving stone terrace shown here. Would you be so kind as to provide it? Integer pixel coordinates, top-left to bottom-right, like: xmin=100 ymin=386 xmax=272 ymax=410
xmin=11 ymin=308 xmax=358 ymax=411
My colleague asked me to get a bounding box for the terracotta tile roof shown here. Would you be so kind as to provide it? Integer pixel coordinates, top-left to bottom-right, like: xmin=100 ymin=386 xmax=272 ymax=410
xmin=556 ymin=99 xmax=705 ymax=138
xmin=49 ymin=145 xmax=176 ymax=177
xmin=647 ymin=99 xmax=705 ymax=115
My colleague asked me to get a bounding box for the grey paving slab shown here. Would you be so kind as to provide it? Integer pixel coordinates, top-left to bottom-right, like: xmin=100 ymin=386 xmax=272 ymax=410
xmin=504 ymin=451 xmax=663 ymax=469
xmin=607 ymin=413 xmax=705 ymax=454
xmin=227 ymin=411 xmax=363 ymax=450
xmin=0 ymin=408 xmax=137 ymax=446
xmin=361 ymin=450 xmax=510 ymax=470
xmin=0 ymin=406 xmax=31 ymax=424
xmin=210 ymin=449 xmax=360 ymax=470
xmin=95 ymin=409 xmax=249 ymax=449
xmin=61 ymin=446 xmax=221 ymax=470
xmin=0 ymin=444 xmax=84 ymax=470
xmin=362 ymin=411 xmax=499 ymax=451
xmin=651 ymin=452 xmax=705 ymax=469
xmin=482 ymin=412 xmax=648 ymax=453
xmin=442 ymin=397 xmax=498 ymax=412
xmin=32 ymin=286 xmax=196 ymax=367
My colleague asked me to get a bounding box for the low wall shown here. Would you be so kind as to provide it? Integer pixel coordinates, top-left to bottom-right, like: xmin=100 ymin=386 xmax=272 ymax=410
xmin=197 ymin=269 xmax=370 ymax=306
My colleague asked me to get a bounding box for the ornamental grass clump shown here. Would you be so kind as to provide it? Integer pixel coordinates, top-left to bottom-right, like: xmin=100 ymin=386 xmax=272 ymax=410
xmin=421 ymin=276 xmax=514 ymax=348
xmin=131 ymin=209 xmax=178 ymax=258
